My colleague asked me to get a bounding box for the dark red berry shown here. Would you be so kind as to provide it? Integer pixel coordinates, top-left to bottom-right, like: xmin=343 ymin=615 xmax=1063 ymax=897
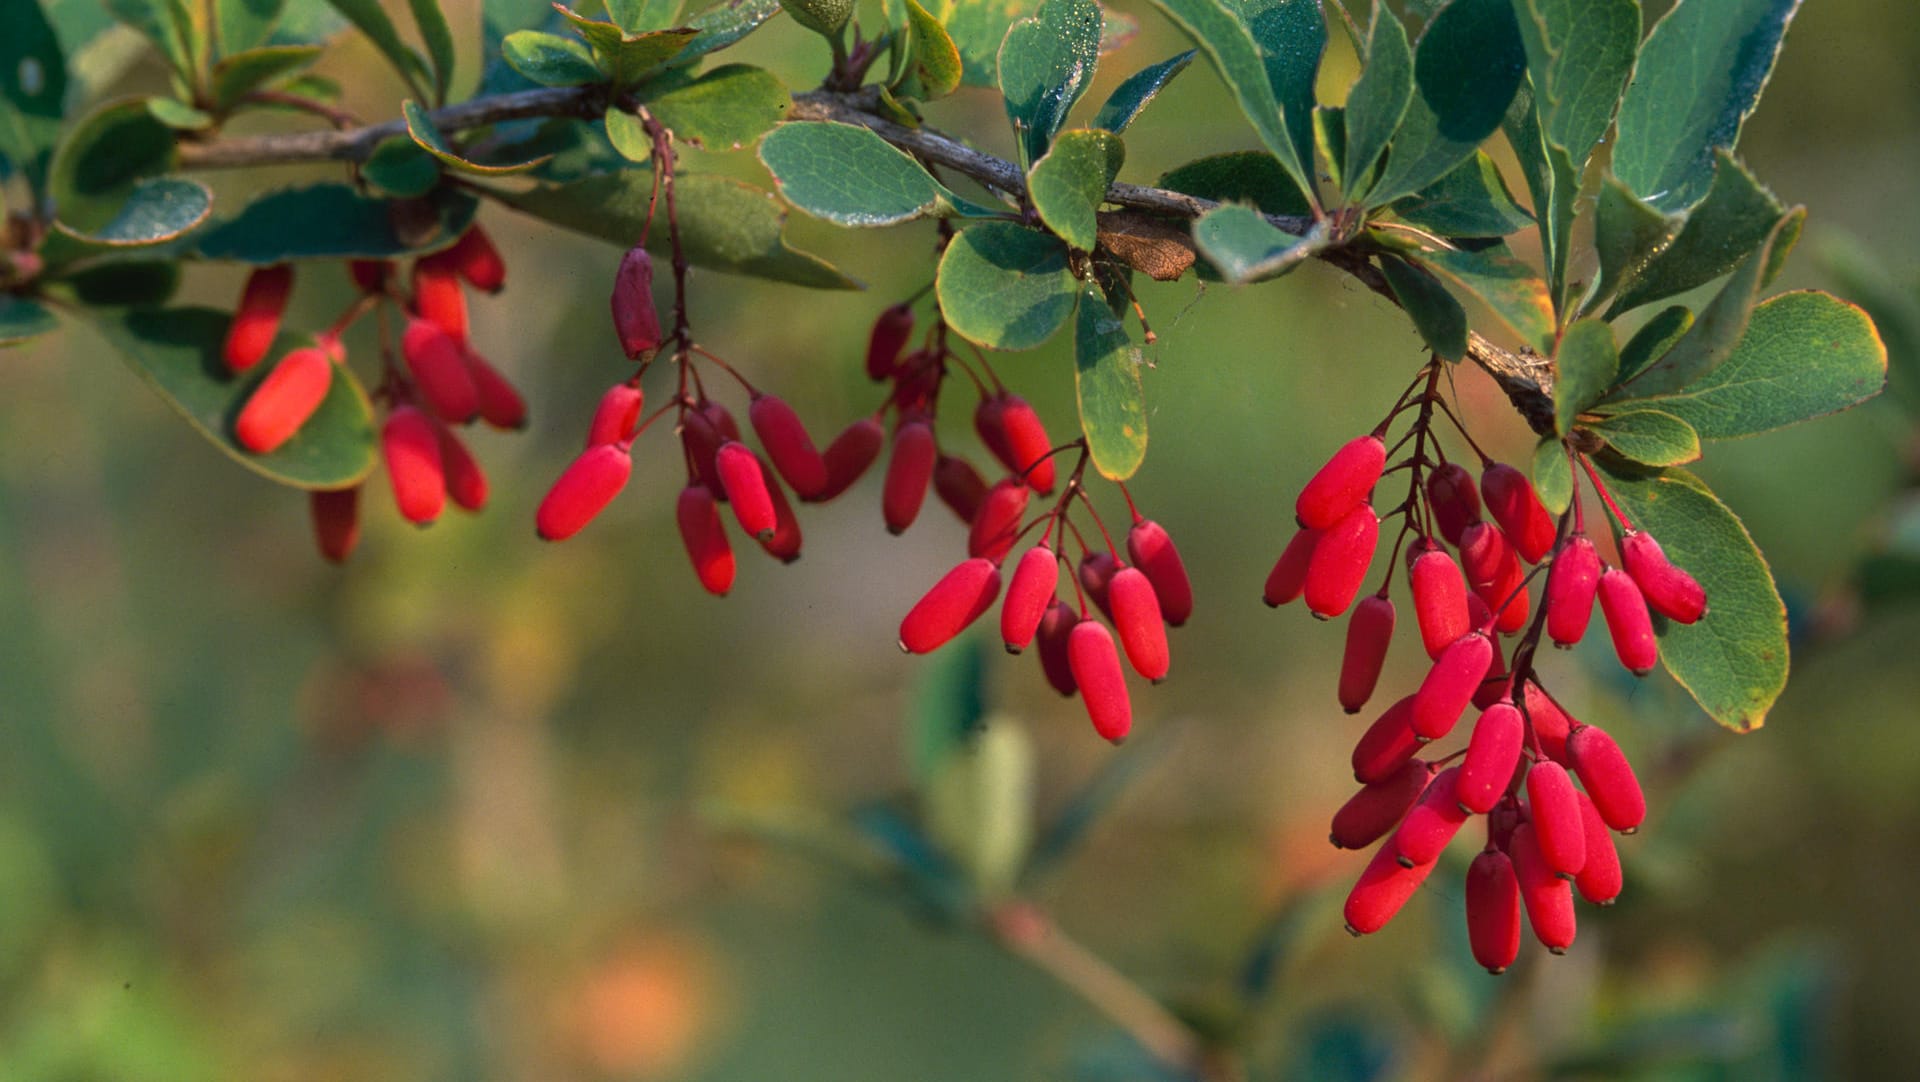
xmin=1460 ymin=522 xmax=1528 ymax=634
xmin=611 ymin=245 xmax=662 ymax=360
xmin=1425 ymin=462 xmax=1482 ymax=547
xmin=1573 ymin=792 xmax=1623 ymax=905
xmin=1352 ymin=695 xmax=1421 ymax=784
xmin=1078 ymin=551 xmax=1119 ymax=622
xmin=866 ymin=302 xmax=914 ymax=381
xmin=934 ymin=455 xmax=989 ymax=523
xmin=1520 ymin=681 xmax=1573 ymax=764
xmin=1127 ymin=519 xmax=1193 ymax=628
xmin=1482 ymin=463 xmax=1556 ymax=563
xmin=1264 ymin=527 xmax=1319 ymax=607
xmin=1466 ymin=849 xmax=1522 ymax=974
xmin=1330 ymin=759 xmax=1429 ymax=850
xmin=348 ymin=260 xmax=391 ymax=295
xmin=1035 ymin=599 xmax=1080 ymax=696
xmin=750 ymin=393 xmax=829 ymax=500
xmin=445 ymin=225 xmax=506 ymax=293
xmin=1338 ymin=595 xmax=1395 ymax=713
xmin=754 ymin=456 xmax=803 ymax=563
xmin=816 ymin=418 xmax=886 ymax=501
xmin=1393 ymin=766 xmax=1470 ymax=866
xmin=967 ymin=478 xmax=1030 ymax=562
xmin=311 ymin=487 xmax=361 ymax=564
xmin=225 ymin=264 xmax=293 ymax=373
xmin=676 ymin=484 xmax=735 ymax=596
xmin=883 ymin=418 xmax=937 ymax=534
xmin=976 ymin=393 xmax=1056 ymax=494
xmin=467 ymin=352 xmax=528 ymax=430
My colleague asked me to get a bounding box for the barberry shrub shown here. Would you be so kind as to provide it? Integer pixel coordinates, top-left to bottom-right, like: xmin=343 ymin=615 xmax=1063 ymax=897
xmin=0 ymin=0 xmax=1891 ymax=1053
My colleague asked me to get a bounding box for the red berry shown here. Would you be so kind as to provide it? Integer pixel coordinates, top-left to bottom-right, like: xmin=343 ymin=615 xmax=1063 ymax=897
xmin=611 ymin=245 xmax=662 ymax=360
xmin=1597 ymin=568 xmax=1658 ymax=675
xmin=866 ymin=302 xmax=915 ymax=381
xmin=1487 ymin=801 xmax=1523 ymax=853
xmin=1574 ymin=792 xmax=1623 ymax=905
xmin=1330 ymin=759 xmax=1429 ymax=850
xmin=815 ymin=418 xmax=885 ymax=501
xmin=1343 ymin=838 xmax=1437 ymax=936
xmin=1035 ymin=599 xmax=1080 ymax=696
xmin=348 ymin=259 xmax=391 ymax=295
xmin=536 ymin=443 xmax=631 ymax=540
xmin=412 ymin=255 xmax=468 ymax=345
xmin=1425 ymin=462 xmax=1482 ymax=547
xmin=1304 ymin=504 xmax=1379 ymax=619
xmin=1126 ymin=519 xmax=1193 ymax=628
xmin=1068 ymin=620 xmax=1131 ymax=743
xmin=716 ymin=441 xmax=778 ymax=540
xmin=586 ymin=383 xmax=645 ymax=447
xmin=1108 ymin=567 xmax=1170 ymax=682
xmin=1338 ymin=595 xmax=1395 ymax=713
xmin=892 ymin=350 xmax=939 ymax=413
xmin=1408 ymin=543 xmax=1470 ymax=660
xmin=1412 ymin=632 xmax=1495 ymax=740
xmin=934 ymin=455 xmax=989 ymax=523
xmin=1509 ymin=823 xmax=1576 ymax=952
xmin=383 ymin=404 xmax=446 ymax=526
xmin=235 ymin=347 xmax=334 ymax=454
xmin=1525 ymin=760 xmax=1586 ymax=878
xmin=1263 ymin=527 xmax=1319 ymax=607
xmin=1482 ymin=463 xmax=1556 ymax=563
xmin=900 ymin=557 xmax=1002 ymax=654
xmin=1297 ymin=434 xmax=1386 ymax=530
xmin=967 ymin=478 xmax=1030 ymax=563
xmin=676 ymin=485 xmax=735 ymax=596
xmin=1393 ymin=766 xmax=1471 ymax=866
xmin=1458 ymin=701 xmax=1524 ymax=814
xmin=437 ymin=424 xmax=488 ymax=511
xmin=310 ymin=487 xmax=361 ymax=564
xmin=1545 ymin=536 xmax=1602 ymax=647
xmin=1078 ymin=551 xmax=1119 ymax=622
xmin=1460 ymin=522 xmax=1528 ymax=634
xmin=1002 ymin=546 xmax=1059 ymax=653
xmin=1567 ymin=723 xmax=1646 ymax=832
xmin=1520 ymin=681 xmax=1573 ymax=764
xmin=401 ymin=317 xmax=480 ymax=423
xmin=466 ymin=352 xmax=528 ymax=430
xmin=1466 ymin=849 xmax=1522 ymax=974
xmin=1622 ymin=531 xmax=1706 ymax=624
xmin=224 ymin=263 xmax=293 ymax=373
xmin=1351 ymin=695 xmax=1421 ymax=784
xmin=750 ymin=393 xmax=829 ymax=500
xmin=976 ymin=393 xmax=1056 ymax=494
xmin=883 ymin=418 xmax=937 ymax=534
xmin=681 ymin=400 xmax=739 ymax=499
xmin=445 ymin=225 xmax=506 ymax=293
xmin=754 ymin=456 xmax=803 ymax=563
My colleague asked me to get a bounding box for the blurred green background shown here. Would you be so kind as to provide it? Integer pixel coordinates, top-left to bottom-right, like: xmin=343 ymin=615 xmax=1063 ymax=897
xmin=3 ymin=1 xmax=1918 ymax=1078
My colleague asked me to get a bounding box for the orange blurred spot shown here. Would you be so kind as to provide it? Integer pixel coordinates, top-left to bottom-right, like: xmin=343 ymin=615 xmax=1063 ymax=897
xmin=568 ymin=935 xmax=720 ymax=1078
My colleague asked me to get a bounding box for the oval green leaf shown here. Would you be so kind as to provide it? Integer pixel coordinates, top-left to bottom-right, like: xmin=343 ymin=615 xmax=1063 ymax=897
xmin=998 ymin=0 xmax=1104 ymax=167
xmin=1531 ymin=436 xmax=1572 ymax=514
xmin=404 ymin=99 xmax=554 ymax=175
xmin=1366 ymin=0 xmax=1525 ymax=205
xmin=1589 ymin=408 xmax=1701 ymax=466
xmin=502 ymin=29 xmax=602 ymax=86
xmin=1389 ymin=151 xmax=1532 ymax=238
xmin=1191 ymin=206 xmax=1326 ymax=285
xmin=1092 ymin=49 xmax=1195 ymax=134
xmin=640 ymin=64 xmax=789 ymax=151
xmin=194 ymin=183 xmax=479 ymax=263
xmin=1340 ymin=2 xmax=1411 ymax=201
xmin=937 ymin=221 xmax=1077 ymax=351
xmin=895 ymin=0 xmax=963 ymax=102
xmin=1075 ymin=283 xmax=1147 ymax=480
xmin=1029 ymin=128 xmax=1123 ymax=252
xmin=759 ymin=121 xmax=945 ymax=227
xmin=1552 ymin=317 xmax=1618 ymax=434
xmin=42 ymin=176 xmax=213 ymax=265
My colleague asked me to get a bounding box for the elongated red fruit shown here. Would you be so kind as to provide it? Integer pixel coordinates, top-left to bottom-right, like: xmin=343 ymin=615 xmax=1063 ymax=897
xmin=1000 ymin=394 xmax=1056 ymax=494
xmin=348 ymin=259 xmax=391 ymax=294
xmin=1457 ymin=702 xmax=1524 ymax=814
xmin=900 ymin=557 xmax=1002 ymax=654
xmin=1597 ymin=568 xmax=1657 ymax=674
xmin=225 ymin=264 xmax=293 ymax=373
xmin=815 ymin=418 xmax=885 ymax=501
xmin=1426 ymin=462 xmax=1482 ymax=547
xmin=1466 ymin=849 xmax=1522 ymax=974
xmin=682 ymin=400 xmax=741 ymax=499
xmin=1460 ymin=522 xmax=1528 ymax=633
xmin=891 ymin=350 xmax=938 ymax=412
xmin=883 ymin=418 xmax=937 ymax=534
xmin=412 ymin=255 xmax=468 ymax=345
xmin=1264 ymin=527 xmax=1319 ymax=607
xmin=1520 ymin=681 xmax=1573 ymax=763
xmin=716 ymin=441 xmax=777 ymax=539
xmin=934 ymin=455 xmax=989 ymax=523
xmin=1343 ymin=838 xmax=1437 ymax=936
xmin=1546 ymin=536 xmax=1602 ymax=647
xmin=1068 ymin=621 xmax=1131 ymax=742
xmin=1108 ymin=567 xmax=1169 ymax=682
xmin=1525 ymin=760 xmax=1586 ymax=877
xmin=587 ymin=383 xmax=645 ymax=446
xmin=1574 ymin=792 xmax=1623 ymax=905
xmin=611 ymin=245 xmax=662 ymax=360
xmin=1622 ymin=531 xmax=1706 ymax=624
xmin=1482 ymin=463 xmax=1555 ymax=563
xmin=1567 ymin=723 xmax=1645 ymax=832
xmin=466 ymin=352 xmax=528 ymax=430
xmin=749 ymin=393 xmax=829 ymax=499
xmin=1338 ymin=595 xmax=1395 ymax=713
xmin=1297 ymin=435 xmax=1385 ymax=529
xmin=445 ymin=225 xmax=505 ymax=293
xmin=1035 ymin=599 xmax=1080 ymax=696
xmin=754 ymin=456 xmax=803 ymax=563
xmin=1127 ymin=519 xmax=1193 ymax=627
xmin=1002 ymin=547 xmax=1059 ymax=653
xmin=1394 ymin=766 xmax=1470 ymax=866
xmin=1305 ymin=504 xmax=1379 ymax=619
xmin=401 ymin=317 xmax=480 ymax=422
xmin=1409 ymin=543 xmax=1470 ymax=660
xmin=1330 ymin=759 xmax=1429 ymax=850
xmin=311 ymin=487 xmax=361 ymax=564
xmin=676 ymin=485 xmax=735 ymax=596
xmin=1412 ymin=631 xmax=1494 ymax=740
xmin=437 ymin=425 xmax=488 ymax=511
xmin=235 ymin=347 xmax=333 ymax=453
xmin=537 ymin=443 xmax=630 ymax=540
xmin=866 ymin=302 xmax=914 ymax=381
xmin=1487 ymin=801 xmax=1523 ymax=853
xmin=383 ymin=404 xmax=446 ymax=525
xmin=1352 ymin=695 xmax=1421 ymax=784
xmin=1078 ymin=551 xmax=1119 ymax=622
xmin=968 ymin=478 xmax=1030 ymax=562
xmin=1509 ymin=823 xmax=1575 ymax=952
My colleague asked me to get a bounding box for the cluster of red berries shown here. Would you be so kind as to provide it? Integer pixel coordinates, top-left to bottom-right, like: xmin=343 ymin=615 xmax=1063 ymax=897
xmin=1264 ymin=363 xmax=1706 ymax=970
xmin=225 ymin=226 xmax=529 ymax=561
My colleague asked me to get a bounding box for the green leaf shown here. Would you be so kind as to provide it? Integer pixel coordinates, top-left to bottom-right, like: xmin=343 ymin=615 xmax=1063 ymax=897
xmin=1531 ymin=437 xmax=1571 ymax=513
xmin=210 ymin=44 xmax=324 ymax=110
xmin=147 ymin=96 xmax=214 ymax=130
xmin=1616 ymin=304 xmax=1693 ymax=382
xmin=194 ymin=183 xmax=478 ymax=263
xmin=1410 ymin=244 xmax=1556 ymax=354
xmin=1552 ymin=317 xmax=1617 ymax=434
xmin=639 ymin=64 xmax=788 ymax=150
xmin=53 ymin=261 xmax=181 ymax=307
xmin=0 ymin=297 xmax=58 ymax=347
xmin=937 ymin=222 xmax=1077 ymax=350
xmin=759 ymin=121 xmax=946 ymax=227
xmin=1380 ymin=255 xmax=1467 ymax=362
xmin=896 ymin=0 xmax=963 ymax=101
xmin=604 ymin=107 xmax=651 ymax=161
xmin=1598 ymin=465 xmax=1786 ymax=731
xmin=1156 ymin=151 xmax=1310 ymax=217
xmin=404 ymin=99 xmax=554 ymax=175
xmin=360 ymin=137 xmax=442 ymax=198
xmin=1029 ymin=129 xmax=1124 ymax=252
xmin=43 ymin=176 xmax=213 ymax=265
xmin=1367 ymin=0 xmax=1526 ymax=205
xmin=48 ymin=99 xmax=177 ymax=230
xmin=502 ymin=29 xmax=602 ymax=86
xmin=1092 ymin=49 xmax=1195 ymax=134
xmin=1508 ymin=0 xmax=1639 ymax=168
xmin=0 ymin=0 xmax=69 ymax=197
xmin=998 ymin=0 xmax=1103 ymax=167
xmin=1312 ymin=106 xmax=1346 ymax=194
xmin=1235 ymin=0 xmax=1326 ymax=191
xmin=556 ymin=8 xmax=696 ymax=86
xmin=1610 ymin=151 xmax=1788 ymax=316
xmin=1143 ymin=0 xmax=1317 ymax=207
xmin=1591 ymin=172 xmax=1684 ymax=315
xmin=908 ymin=632 xmax=989 ymax=785
xmin=1340 ymin=2 xmax=1412 ymax=201
xmin=1191 ymin=206 xmax=1327 ymax=284
xmin=488 ymin=170 xmax=859 ymax=289
xmin=779 ymin=0 xmax=850 ymax=36
xmin=1501 ymin=85 xmax=1578 ymax=314
xmin=216 ymin=0 xmax=287 ymax=56
xmin=606 ymin=0 xmax=682 ymax=33
xmin=1617 ymin=291 xmax=1887 ymax=441
xmin=674 ymin=0 xmax=781 ymax=67
xmin=106 ymin=0 xmax=197 ymax=83
xmin=1589 ymin=408 xmax=1701 ymax=466
xmin=322 ymin=0 xmax=431 ymax=95
xmin=924 ymin=720 xmax=1035 ymax=899
xmin=407 ymin=0 xmax=456 ymax=102
xmin=1613 ymin=0 xmax=1799 ymax=213
xmin=1075 ymin=282 xmax=1147 ymax=480
xmin=95 ymin=307 xmax=379 ymax=490
xmin=1388 ymin=151 xmax=1532 ymax=237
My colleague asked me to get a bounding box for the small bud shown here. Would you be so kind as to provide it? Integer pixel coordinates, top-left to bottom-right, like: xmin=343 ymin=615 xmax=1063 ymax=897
xmin=1597 ymin=568 xmax=1658 ymax=675
xmin=1411 ymin=632 xmax=1495 ymax=741
xmin=900 ymin=558 xmax=1003 ymax=654
xmin=411 ymin=254 xmax=468 ymax=345
xmin=1425 ymin=462 xmax=1482 ymax=547
xmin=437 ymin=424 xmax=488 ymax=511
xmin=1545 ymin=536 xmax=1602 ymax=647
xmin=1567 ymin=724 xmax=1646 ymax=832
xmin=1351 ymin=695 xmax=1421 ymax=784
xmin=383 ymin=404 xmax=446 ymax=526
xmin=749 ymin=393 xmax=829 ymax=500
xmin=235 ymin=347 xmax=334 ymax=454
xmin=1002 ymin=546 xmax=1059 ymax=653
xmin=401 ymin=317 xmax=480 ymax=423
xmin=310 ymin=487 xmax=361 ymax=564
xmin=1509 ymin=823 xmax=1576 ymax=952
xmin=716 ymin=441 xmax=778 ymax=540
xmin=536 ymin=443 xmax=631 ymax=540
xmin=676 ymin=484 xmax=736 ymax=596
xmin=1263 ymin=527 xmax=1319 ymax=607
xmin=1481 ymin=463 xmax=1556 ymax=563
xmin=882 ymin=418 xmax=937 ymax=534
xmin=1304 ymin=504 xmax=1379 ymax=619
xmin=1126 ymin=519 xmax=1194 ymax=627
xmin=611 ymin=246 xmax=663 ymax=360
xmin=1035 ymin=599 xmax=1080 ymax=696
xmin=1393 ymin=766 xmax=1470 ymax=866
xmin=1338 ymin=595 xmax=1395 ymax=713
xmin=586 ymin=383 xmax=645 ymax=447
xmin=1457 ymin=702 xmax=1524 ymax=814
xmin=1067 ymin=620 xmax=1131 ymax=743
xmin=1108 ymin=567 xmax=1170 ymax=682
xmin=1622 ymin=531 xmax=1706 ymax=624
xmin=1466 ymin=849 xmax=1522 ymax=974
xmin=866 ymin=302 xmax=915 ymax=381
xmin=1297 ymin=435 xmax=1386 ymax=530
xmin=1573 ymin=792 xmax=1624 ymax=905
xmin=1408 ymin=542 xmax=1470 ymax=660
xmin=1524 ymin=760 xmax=1586 ymax=878
xmin=467 ymin=352 xmax=529 ymax=430
xmin=445 ymin=225 xmax=506 ymax=293
xmin=224 ymin=264 xmax=294 ymax=373
xmin=814 ymin=418 xmax=885 ymax=501
xmin=1330 ymin=759 xmax=1429 ymax=850
xmin=967 ymin=478 xmax=1030 ymax=563
xmin=1343 ymin=838 xmax=1438 ymax=936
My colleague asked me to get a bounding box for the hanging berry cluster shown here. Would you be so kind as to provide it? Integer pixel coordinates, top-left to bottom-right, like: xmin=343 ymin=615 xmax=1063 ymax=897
xmin=224 ymin=226 xmax=529 ymax=560
xmin=1264 ymin=360 xmax=1707 ymax=971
